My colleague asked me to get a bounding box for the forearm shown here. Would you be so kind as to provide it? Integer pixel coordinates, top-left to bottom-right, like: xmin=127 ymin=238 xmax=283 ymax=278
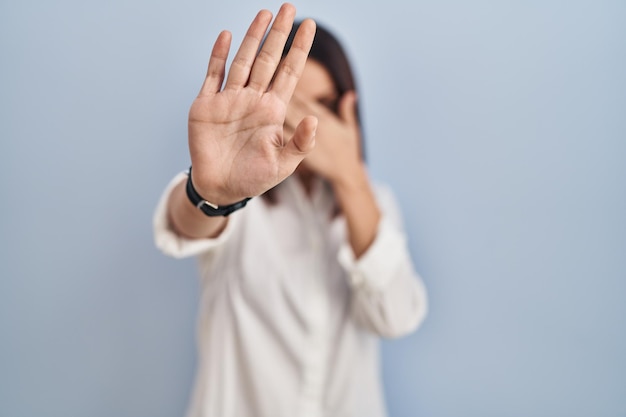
xmin=336 ymin=190 xmax=428 ymax=338
xmin=332 ymin=163 xmax=381 ymax=258
xmin=350 ymin=261 xmax=428 ymax=338
xmin=167 ymin=179 xmax=228 ymax=239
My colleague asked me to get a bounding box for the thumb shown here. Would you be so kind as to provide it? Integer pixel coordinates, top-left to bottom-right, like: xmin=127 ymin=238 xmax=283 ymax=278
xmin=282 ymin=115 xmax=317 ymax=158
xmin=338 ymin=91 xmax=358 ymax=125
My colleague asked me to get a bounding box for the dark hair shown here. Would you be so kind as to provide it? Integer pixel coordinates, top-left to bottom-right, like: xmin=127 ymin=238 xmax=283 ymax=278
xmin=283 ymin=21 xmax=366 ymax=160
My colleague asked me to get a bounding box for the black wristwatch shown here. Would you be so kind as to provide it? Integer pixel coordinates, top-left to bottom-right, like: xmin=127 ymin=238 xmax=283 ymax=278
xmin=185 ymin=167 xmax=251 ymax=217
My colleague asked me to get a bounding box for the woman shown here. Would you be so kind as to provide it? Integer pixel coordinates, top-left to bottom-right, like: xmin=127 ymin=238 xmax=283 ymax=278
xmin=153 ymin=4 xmax=427 ymax=417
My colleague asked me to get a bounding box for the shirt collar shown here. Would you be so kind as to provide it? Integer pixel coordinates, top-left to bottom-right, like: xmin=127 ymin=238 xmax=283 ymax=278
xmin=282 ymin=175 xmax=335 ymax=221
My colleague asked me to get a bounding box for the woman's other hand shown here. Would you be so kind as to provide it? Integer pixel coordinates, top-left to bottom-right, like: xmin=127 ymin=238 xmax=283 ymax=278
xmin=286 ymin=89 xmax=362 ymax=188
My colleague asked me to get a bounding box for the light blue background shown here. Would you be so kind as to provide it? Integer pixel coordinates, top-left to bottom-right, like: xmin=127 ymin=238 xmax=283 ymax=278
xmin=1 ymin=0 xmax=624 ymax=416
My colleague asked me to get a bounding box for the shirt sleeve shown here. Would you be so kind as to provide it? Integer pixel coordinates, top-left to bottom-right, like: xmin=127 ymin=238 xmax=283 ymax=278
xmin=337 ymin=184 xmax=428 ymax=338
xmin=152 ymin=172 xmax=238 ymax=259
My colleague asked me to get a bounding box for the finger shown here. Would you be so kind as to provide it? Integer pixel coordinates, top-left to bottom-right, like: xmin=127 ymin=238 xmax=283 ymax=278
xmin=290 ymin=92 xmax=316 ymax=112
xmin=247 ymin=3 xmax=296 ymax=92
xmin=291 ymin=91 xmax=339 ymax=118
xmin=338 ymin=91 xmax=358 ymax=125
xmin=270 ymin=18 xmax=316 ymax=103
xmin=280 ymin=115 xmax=317 ymax=163
xmin=199 ymin=30 xmax=232 ymax=96
xmin=224 ymin=9 xmax=273 ymax=89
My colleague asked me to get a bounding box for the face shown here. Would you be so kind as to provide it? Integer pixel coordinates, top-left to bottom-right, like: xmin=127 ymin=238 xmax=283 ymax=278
xmin=288 ymin=58 xmax=362 ymax=184
xmin=293 ymin=59 xmax=339 ymax=114
xmin=288 ymin=59 xmax=340 ymax=178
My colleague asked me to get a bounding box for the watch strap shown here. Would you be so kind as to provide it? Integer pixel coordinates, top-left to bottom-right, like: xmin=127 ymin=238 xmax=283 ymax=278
xmin=185 ymin=167 xmax=251 ymax=217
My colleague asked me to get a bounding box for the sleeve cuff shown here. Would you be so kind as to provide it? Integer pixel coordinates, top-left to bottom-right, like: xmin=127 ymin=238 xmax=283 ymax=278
xmin=152 ymin=172 xmax=237 ymax=259
xmin=337 ymin=216 xmax=407 ymax=293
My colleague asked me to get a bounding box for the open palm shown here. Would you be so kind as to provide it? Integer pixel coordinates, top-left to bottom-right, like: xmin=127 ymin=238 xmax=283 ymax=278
xmin=188 ymin=4 xmax=317 ymax=206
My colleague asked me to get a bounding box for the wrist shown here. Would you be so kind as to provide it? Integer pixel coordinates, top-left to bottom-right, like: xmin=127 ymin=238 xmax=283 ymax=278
xmin=186 ymin=167 xmax=251 ymax=217
xmin=331 ymin=161 xmax=370 ymax=195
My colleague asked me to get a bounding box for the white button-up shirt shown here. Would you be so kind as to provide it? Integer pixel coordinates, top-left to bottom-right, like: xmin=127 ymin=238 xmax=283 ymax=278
xmin=153 ymin=173 xmax=428 ymax=417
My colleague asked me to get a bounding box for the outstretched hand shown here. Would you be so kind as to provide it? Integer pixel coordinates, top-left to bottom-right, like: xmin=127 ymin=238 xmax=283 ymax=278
xmin=188 ymin=3 xmax=317 ymax=205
